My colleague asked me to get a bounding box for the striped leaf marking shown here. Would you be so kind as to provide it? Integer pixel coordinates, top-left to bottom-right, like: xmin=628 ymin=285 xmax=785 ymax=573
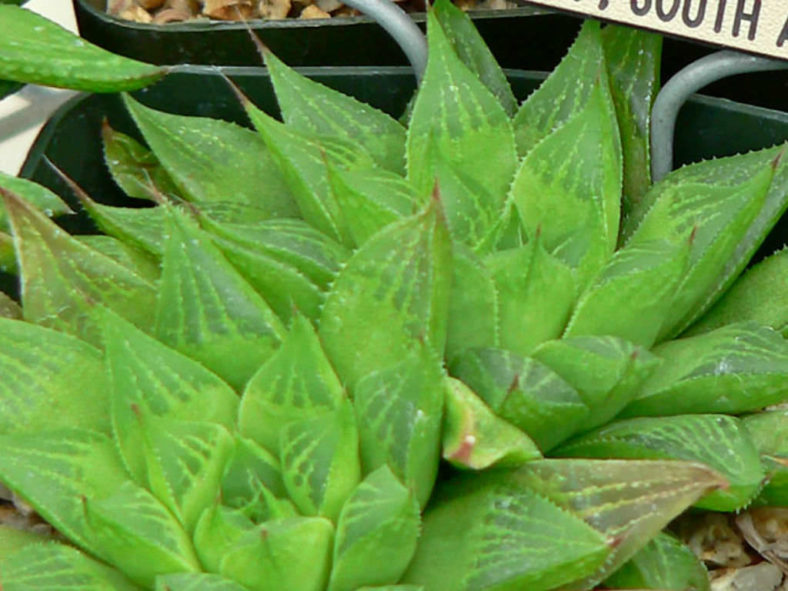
xmin=3 ymin=188 xmax=156 ymax=347
xmin=621 ymin=323 xmax=788 ymax=417
xmin=154 ymin=209 xmax=285 ymax=390
xmin=554 ymin=414 xmax=765 ymax=511
xmin=266 ymin=50 xmax=406 ymax=175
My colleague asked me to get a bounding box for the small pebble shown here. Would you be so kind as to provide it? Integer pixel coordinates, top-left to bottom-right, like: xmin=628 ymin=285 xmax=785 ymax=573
xmin=711 ymin=562 xmax=783 ymax=591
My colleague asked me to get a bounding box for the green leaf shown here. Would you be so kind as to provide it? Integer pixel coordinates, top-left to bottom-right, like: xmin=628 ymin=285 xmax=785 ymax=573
xmin=625 ymin=142 xmax=786 ymax=263
xmin=431 ymin=0 xmax=517 ymax=116
xmin=0 ymin=429 xmax=130 ymax=555
xmin=450 ymin=347 xmax=589 ymax=451
xmin=564 ymin=239 xmax=690 ymax=347
xmin=328 ymin=466 xmax=420 ymax=591
xmin=244 ymin=99 xmax=373 ymax=243
xmin=353 ymin=343 xmax=445 ymax=508
xmin=154 ymin=209 xmax=285 ymax=390
xmin=201 ymin=218 xmax=348 ymax=324
xmin=621 ymin=323 xmax=788 ymax=417
xmin=554 ymin=415 xmax=765 ymax=511
xmin=743 ymin=410 xmax=788 ymax=506
xmin=1 ymin=542 xmax=141 ymax=591
xmin=403 ymin=468 xmax=611 ymax=591
xmin=79 ymin=197 xmax=166 ymax=256
xmin=602 ymin=25 xmax=662 ymax=233
xmin=141 ymin=418 xmax=236 ymax=533
xmin=406 ymin=10 xmax=517 ymax=241
xmin=685 ymin=247 xmax=788 ymax=337
xmin=603 ymin=532 xmax=710 ymax=591
xmin=328 ymin=166 xmax=423 ymax=248
xmin=0 ymin=172 xmax=72 ymax=230
xmin=266 ymin=50 xmax=406 ymax=173
xmin=0 ymin=291 xmax=20 ymax=318
xmin=0 ymin=318 xmax=109 ymax=434
xmin=445 ymin=244 xmax=498 ymax=361
xmin=442 ymin=376 xmax=541 ymax=469
xmin=485 ymin=238 xmax=576 ymax=356
xmin=0 ymin=526 xmax=47 ymax=561
xmin=511 ymin=77 xmax=622 ymax=288
xmin=221 ymin=436 xmax=287 ymax=511
xmin=123 ymin=95 xmax=297 ymax=216
xmin=532 ymin=335 xmax=660 ymax=431
xmin=431 ymin=148 xmax=512 ymax=250
xmin=0 ymin=6 xmax=164 ymax=91
xmin=628 ymin=156 xmax=776 ymax=340
xmin=84 ymin=481 xmax=200 ymax=587
xmin=75 ymin=235 xmax=160 ymax=283
xmin=3 ymin=187 xmax=157 ymax=346
xmin=238 ymin=313 xmax=345 ymax=453
xmin=0 ymin=230 xmax=15 ymax=273
xmin=513 ymin=21 xmax=609 ymax=156
xmin=320 ymin=201 xmax=451 ymax=388
xmin=514 ymin=459 xmax=726 ymax=590
xmin=280 ymin=398 xmax=361 ymax=521
xmin=102 ymin=120 xmax=179 ymax=201
xmin=192 ymin=504 xmax=255 ymax=575
xmin=218 ymin=517 xmax=334 ymax=591
xmin=103 ymin=310 xmax=239 ymax=484
xmin=156 ymin=573 xmax=248 ymax=591
xmin=200 ymin=217 xmax=348 ymax=290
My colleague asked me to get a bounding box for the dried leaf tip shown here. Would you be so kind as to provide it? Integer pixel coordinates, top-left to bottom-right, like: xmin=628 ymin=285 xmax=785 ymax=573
xmin=43 ymin=157 xmax=92 ymax=213
xmin=246 ymin=28 xmax=271 ymax=62
xmin=771 ymin=145 xmax=786 ymax=170
xmin=219 ymin=71 xmax=254 ymax=109
xmin=688 ymin=225 xmax=699 ymax=246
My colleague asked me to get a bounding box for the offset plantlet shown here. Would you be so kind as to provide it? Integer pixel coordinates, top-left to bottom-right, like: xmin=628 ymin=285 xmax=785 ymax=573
xmin=0 ymin=2 xmax=786 ymax=590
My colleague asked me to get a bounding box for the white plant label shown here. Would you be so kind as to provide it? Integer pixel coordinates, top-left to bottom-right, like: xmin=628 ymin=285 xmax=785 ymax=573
xmin=523 ymin=0 xmax=788 ymax=61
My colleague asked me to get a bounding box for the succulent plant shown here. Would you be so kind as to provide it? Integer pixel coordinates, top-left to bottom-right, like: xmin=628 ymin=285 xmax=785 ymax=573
xmin=0 ymin=2 xmax=787 ymax=590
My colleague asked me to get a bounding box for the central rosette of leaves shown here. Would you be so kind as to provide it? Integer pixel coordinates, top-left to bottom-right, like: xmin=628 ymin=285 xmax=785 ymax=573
xmin=0 ymin=2 xmax=786 ymax=591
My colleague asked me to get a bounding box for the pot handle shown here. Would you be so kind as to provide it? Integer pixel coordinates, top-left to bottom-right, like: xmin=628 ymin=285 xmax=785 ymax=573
xmin=650 ymin=50 xmax=788 ymax=182
xmin=341 ymin=0 xmax=428 ymax=81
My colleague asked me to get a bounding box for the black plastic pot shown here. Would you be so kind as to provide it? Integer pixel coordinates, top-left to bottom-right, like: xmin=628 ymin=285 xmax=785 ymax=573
xmin=74 ymin=0 xmax=788 ymax=110
xmin=74 ymin=0 xmax=576 ymax=70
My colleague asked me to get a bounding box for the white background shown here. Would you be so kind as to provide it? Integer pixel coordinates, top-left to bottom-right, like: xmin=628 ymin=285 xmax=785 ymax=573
xmin=0 ymin=0 xmax=78 ymax=174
